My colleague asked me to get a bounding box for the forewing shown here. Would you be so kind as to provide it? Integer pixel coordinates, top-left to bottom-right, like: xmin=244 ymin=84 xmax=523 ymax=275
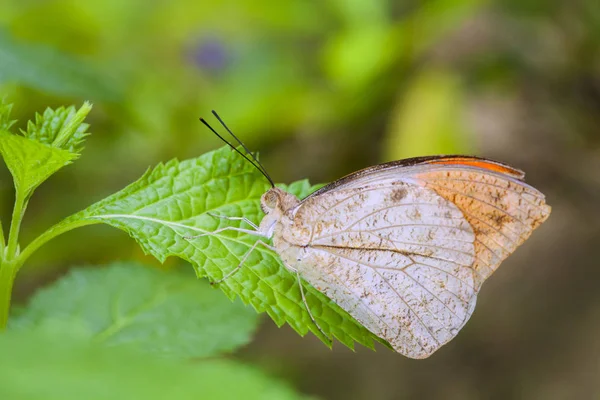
xmin=290 ymin=183 xmax=478 ymax=358
xmin=406 ymin=163 xmax=550 ymax=282
xmin=301 ymin=156 xmax=551 ymax=283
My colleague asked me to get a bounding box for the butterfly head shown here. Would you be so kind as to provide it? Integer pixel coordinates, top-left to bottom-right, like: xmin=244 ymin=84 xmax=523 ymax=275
xmin=260 ymin=187 xmax=298 ymax=214
xmin=258 ymin=188 xmax=299 ymax=238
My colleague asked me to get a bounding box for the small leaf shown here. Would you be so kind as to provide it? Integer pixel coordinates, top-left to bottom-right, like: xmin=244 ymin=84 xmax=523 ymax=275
xmin=69 ymin=146 xmax=385 ymax=351
xmin=0 ymin=130 xmax=76 ymax=197
xmin=0 ymin=330 xmax=304 ymax=400
xmin=0 ymin=102 xmax=92 ymax=197
xmin=23 ymin=102 xmax=92 ymax=155
xmin=12 ymin=262 xmax=260 ymax=358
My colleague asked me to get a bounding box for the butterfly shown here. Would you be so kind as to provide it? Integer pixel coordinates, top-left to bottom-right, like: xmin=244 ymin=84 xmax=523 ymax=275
xmin=197 ymin=111 xmax=551 ymax=359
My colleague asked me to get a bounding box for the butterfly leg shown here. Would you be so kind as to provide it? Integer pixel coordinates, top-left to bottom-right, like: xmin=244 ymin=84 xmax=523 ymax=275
xmin=211 ymin=239 xmax=274 ymax=285
xmin=295 ymin=270 xmax=331 ymax=343
xmin=206 ymin=212 xmax=259 ymax=230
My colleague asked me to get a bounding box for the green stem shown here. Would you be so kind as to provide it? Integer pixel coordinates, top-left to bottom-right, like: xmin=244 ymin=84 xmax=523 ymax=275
xmin=16 ymin=217 xmax=100 ymax=271
xmin=0 ymin=211 xmax=98 ymax=329
xmin=6 ymin=189 xmax=27 ymax=259
xmin=0 ymin=188 xmax=28 ymax=329
xmin=0 ymin=260 xmax=18 ymax=329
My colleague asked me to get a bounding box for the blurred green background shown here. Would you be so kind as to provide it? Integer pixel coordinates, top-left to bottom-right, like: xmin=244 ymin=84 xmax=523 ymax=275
xmin=1 ymin=0 xmax=599 ymax=398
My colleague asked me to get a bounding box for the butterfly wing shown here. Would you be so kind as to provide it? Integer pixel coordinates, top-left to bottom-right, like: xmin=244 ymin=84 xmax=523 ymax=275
xmin=305 ymin=156 xmax=550 ymax=284
xmin=405 ymin=158 xmax=550 ymax=283
xmin=281 ymin=156 xmax=550 ymax=358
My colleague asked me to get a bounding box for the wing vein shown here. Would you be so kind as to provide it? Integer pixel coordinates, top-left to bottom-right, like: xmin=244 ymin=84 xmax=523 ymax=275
xmin=338 ymin=203 xmax=464 ymax=232
xmin=419 ymin=181 xmax=531 ymax=235
xmin=314 ymin=223 xmax=471 ymax=243
xmin=313 ymin=251 xmax=428 ymax=354
xmin=358 ymin=231 xmax=474 ymax=258
xmin=358 ymin=227 xmax=473 ymax=244
xmin=314 ymin=239 xmax=473 ymax=268
xmin=404 ymin=260 xmax=478 ymax=291
xmin=313 ymin=245 xmax=477 ymax=291
xmin=457 ymin=209 xmax=519 ymax=255
xmin=370 ymin=268 xmax=441 ymax=345
xmin=400 ymin=268 xmax=465 ymax=320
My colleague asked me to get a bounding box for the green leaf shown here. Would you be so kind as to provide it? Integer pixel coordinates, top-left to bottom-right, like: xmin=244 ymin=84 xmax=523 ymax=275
xmin=11 ymin=262 xmax=260 ymax=358
xmin=0 ymin=330 xmax=304 ymax=400
xmin=23 ymin=102 xmax=92 ymax=155
xmin=0 ymin=102 xmax=92 ymax=197
xmin=0 ymin=30 xmax=121 ymax=101
xmin=0 ymin=130 xmax=76 ymax=197
xmin=69 ymin=146 xmax=385 ymax=351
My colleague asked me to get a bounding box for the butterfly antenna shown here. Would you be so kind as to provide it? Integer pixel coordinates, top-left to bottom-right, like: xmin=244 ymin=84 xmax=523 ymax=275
xmin=199 ymin=117 xmax=275 ymax=187
xmin=211 ymin=110 xmax=275 ymax=187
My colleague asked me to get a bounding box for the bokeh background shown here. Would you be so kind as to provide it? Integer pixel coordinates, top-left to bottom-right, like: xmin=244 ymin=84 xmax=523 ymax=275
xmin=1 ymin=0 xmax=599 ymax=398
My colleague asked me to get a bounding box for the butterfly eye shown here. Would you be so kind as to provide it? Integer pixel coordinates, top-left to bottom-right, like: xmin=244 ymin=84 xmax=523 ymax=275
xmin=263 ymin=190 xmax=278 ymax=208
xmin=260 ymin=190 xmax=279 ymax=214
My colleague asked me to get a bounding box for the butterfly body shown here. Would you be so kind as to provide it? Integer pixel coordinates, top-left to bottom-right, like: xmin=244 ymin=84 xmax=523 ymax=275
xmin=258 ymin=156 xmax=550 ymax=359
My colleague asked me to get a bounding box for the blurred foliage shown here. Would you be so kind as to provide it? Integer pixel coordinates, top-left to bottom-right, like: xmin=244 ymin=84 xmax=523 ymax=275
xmin=0 ymin=0 xmax=599 ymax=398
xmin=0 ymin=328 xmax=304 ymax=400
xmin=0 ymin=31 xmax=121 ymax=102
xmin=384 ymin=68 xmax=474 ymax=159
xmin=12 ymin=262 xmax=260 ymax=358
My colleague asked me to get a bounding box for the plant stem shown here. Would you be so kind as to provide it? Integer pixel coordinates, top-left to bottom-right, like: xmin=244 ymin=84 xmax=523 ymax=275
xmin=0 ymin=205 xmax=98 ymax=329
xmin=6 ymin=189 xmax=27 ymax=259
xmin=0 ymin=260 xmax=17 ymax=329
xmin=16 ymin=217 xmax=99 ymax=271
xmin=0 ymin=188 xmax=28 ymax=329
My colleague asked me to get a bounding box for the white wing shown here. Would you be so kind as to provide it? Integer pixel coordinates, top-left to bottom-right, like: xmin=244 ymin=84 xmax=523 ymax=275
xmin=277 ymin=157 xmax=550 ymax=358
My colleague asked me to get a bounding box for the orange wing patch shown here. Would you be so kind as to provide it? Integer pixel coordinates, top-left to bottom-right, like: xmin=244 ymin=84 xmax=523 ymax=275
xmin=423 ymin=157 xmax=525 ymax=179
xmin=414 ymin=168 xmax=550 ymax=285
